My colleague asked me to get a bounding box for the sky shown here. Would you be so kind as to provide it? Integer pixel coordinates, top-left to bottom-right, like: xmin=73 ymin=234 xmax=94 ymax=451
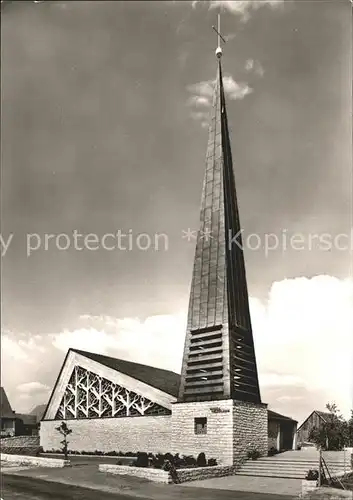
xmin=1 ymin=0 xmax=352 ymax=423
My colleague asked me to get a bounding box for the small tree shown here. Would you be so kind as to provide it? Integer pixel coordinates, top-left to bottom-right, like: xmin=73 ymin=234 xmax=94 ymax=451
xmin=55 ymin=422 xmax=72 ymax=460
xmin=348 ymin=410 xmax=353 ymax=447
xmin=309 ymin=403 xmax=349 ymax=451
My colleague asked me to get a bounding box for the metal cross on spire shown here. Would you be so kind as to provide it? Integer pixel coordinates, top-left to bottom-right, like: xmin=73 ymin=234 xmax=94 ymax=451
xmin=212 ymin=14 xmax=226 ymax=59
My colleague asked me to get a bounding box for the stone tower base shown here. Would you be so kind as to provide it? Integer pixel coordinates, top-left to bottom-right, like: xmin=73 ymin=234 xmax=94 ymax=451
xmin=171 ymin=399 xmax=268 ymax=466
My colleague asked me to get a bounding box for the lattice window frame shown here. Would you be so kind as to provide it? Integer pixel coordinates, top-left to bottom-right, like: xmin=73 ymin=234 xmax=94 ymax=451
xmin=55 ymin=365 xmax=171 ymax=420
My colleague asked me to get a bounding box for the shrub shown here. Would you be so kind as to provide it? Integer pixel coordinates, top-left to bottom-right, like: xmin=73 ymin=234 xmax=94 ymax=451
xmin=150 ymin=453 xmax=165 ymax=469
xmin=207 ymin=458 xmax=218 ymax=467
xmin=135 ymin=452 xmax=149 ymax=468
xmin=268 ymin=447 xmax=278 ymax=457
xmin=305 ymin=469 xmax=319 ymax=481
xmin=196 ymin=452 xmax=207 ymax=467
xmin=164 ymin=452 xmax=174 ymax=463
xmin=247 ymin=449 xmax=261 ymax=460
xmin=173 ymin=453 xmax=182 ymax=468
xmin=182 ymin=455 xmax=197 ymax=467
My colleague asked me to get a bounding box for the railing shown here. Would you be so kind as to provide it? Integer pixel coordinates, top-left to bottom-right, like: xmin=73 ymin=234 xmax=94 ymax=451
xmin=319 ymin=448 xmax=347 ymax=490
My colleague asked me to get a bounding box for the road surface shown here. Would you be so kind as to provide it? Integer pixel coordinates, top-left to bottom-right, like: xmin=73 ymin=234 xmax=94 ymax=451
xmin=1 ymin=475 xmax=151 ymax=500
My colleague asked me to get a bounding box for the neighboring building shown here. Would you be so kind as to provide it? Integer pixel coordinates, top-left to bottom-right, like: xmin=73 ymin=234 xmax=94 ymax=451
xmin=40 ymin=23 xmax=297 ymax=464
xmin=30 ymin=404 xmax=47 ymax=423
xmin=297 ymin=410 xmax=332 ymax=446
xmin=268 ymin=410 xmax=298 ymax=451
xmin=0 ymin=387 xmax=17 ymax=437
xmin=0 ymin=387 xmax=39 ymax=437
xmin=15 ymin=413 xmax=38 ymax=436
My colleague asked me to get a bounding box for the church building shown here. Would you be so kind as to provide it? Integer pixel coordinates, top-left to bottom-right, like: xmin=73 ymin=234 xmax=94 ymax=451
xmin=40 ymin=20 xmax=297 ymax=465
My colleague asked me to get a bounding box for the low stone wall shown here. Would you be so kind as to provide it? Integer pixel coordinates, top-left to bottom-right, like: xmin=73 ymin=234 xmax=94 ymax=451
xmin=1 ymin=453 xmax=70 ymax=468
xmin=0 ymin=436 xmax=41 ymax=456
xmin=99 ymin=464 xmax=171 ymax=483
xmin=301 ymin=479 xmax=318 ymax=497
xmin=99 ymin=463 xmax=238 ymax=484
xmin=0 ymin=446 xmax=40 ymax=456
xmin=1 ymin=436 xmax=40 ymax=447
xmin=177 ymin=465 xmax=238 ymax=482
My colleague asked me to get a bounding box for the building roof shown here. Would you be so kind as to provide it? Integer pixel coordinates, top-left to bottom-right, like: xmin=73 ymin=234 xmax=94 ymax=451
xmin=30 ymin=404 xmax=47 ymax=422
xmin=297 ymin=410 xmax=334 ymax=430
xmin=0 ymin=387 xmax=15 ymax=418
xmin=268 ymin=410 xmax=297 ymax=423
xmin=72 ymin=349 xmax=181 ymax=398
xmin=314 ymin=411 xmax=332 ymax=422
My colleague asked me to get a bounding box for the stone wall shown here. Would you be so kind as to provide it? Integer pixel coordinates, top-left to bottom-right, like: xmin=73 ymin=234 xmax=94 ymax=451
xmin=171 ymin=400 xmax=234 ymax=465
xmin=177 ymin=464 xmax=238 ymax=482
xmin=233 ymin=400 xmax=268 ymax=462
xmin=171 ymin=399 xmax=268 ymax=466
xmin=1 ymin=453 xmax=70 ymax=468
xmin=99 ymin=464 xmax=171 ymax=483
xmin=40 ymin=416 xmax=171 ymax=454
xmin=99 ymin=463 xmax=239 ymax=484
xmin=0 ymin=436 xmax=40 ymax=447
xmin=0 ymin=435 xmax=41 ymax=456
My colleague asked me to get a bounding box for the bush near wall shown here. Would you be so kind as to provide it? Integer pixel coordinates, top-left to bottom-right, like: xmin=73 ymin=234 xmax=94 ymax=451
xmin=132 ymin=452 xmax=217 ymax=469
xmin=44 ymin=449 xmax=218 ymax=469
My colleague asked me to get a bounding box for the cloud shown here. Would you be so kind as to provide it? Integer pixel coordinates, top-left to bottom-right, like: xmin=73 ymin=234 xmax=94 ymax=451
xmin=1 ymin=276 xmax=352 ymax=421
xmin=188 ymin=95 xmax=211 ymax=107
xmin=261 ymin=374 xmax=305 ymax=388
xmin=251 ymin=275 xmax=353 ymax=420
xmin=192 ymin=0 xmax=285 ymax=22
xmin=187 ymin=76 xmax=252 ymax=103
xmin=222 ymin=76 xmax=253 ymax=99
xmin=54 ymin=312 xmax=187 ymax=374
xmin=224 ymin=33 xmax=236 ymax=42
xmin=17 ymin=382 xmax=50 ymax=394
xmin=245 ymin=58 xmax=265 ymax=77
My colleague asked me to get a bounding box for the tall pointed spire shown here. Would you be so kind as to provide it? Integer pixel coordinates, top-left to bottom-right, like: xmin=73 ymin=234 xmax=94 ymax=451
xmin=178 ymin=17 xmax=261 ymax=404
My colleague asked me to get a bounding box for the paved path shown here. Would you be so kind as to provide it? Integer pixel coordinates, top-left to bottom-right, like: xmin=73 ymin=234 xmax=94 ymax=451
xmin=2 ymin=465 xmax=297 ymax=499
xmin=181 ymin=474 xmax=302 ymax=497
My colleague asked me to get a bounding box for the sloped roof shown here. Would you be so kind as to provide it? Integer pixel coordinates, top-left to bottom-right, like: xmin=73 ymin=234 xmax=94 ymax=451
xmin=30 ymin=404 xmax=47 ymax=422
xmin=0 ymin=387 xmax=15 ymax=418
xmin=297 ymin=410 xmax=335 ymax=430
xmin=72 ymin=349 xmax=181 ymax=398
xmin=268 ymin=410 xmax=297 ymax=423
xmin=15 ymin=413 xmax=37 ymax=426
xmin=315 ymin=411 xmax=332 ymax=422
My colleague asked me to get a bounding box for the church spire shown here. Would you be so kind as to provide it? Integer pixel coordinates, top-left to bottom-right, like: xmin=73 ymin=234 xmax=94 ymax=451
xmin=178 ymin=16 xmax=261 ymax=404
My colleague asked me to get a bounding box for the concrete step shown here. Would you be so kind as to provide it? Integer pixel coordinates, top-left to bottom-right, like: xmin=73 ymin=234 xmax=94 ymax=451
xmin=259 ymin=457 xmax=349 ymax=463
xmin=240 ymin=466 xmax=348 ymax=475
xmin=251 ymin=461 xmax=349 ymax=468
xmin=236 ymin=455 xmax=351 ymax=480
xmin=246 ymin=460 xmax=348 ymax=467
xmin=237 ymin=471 xmax=306 ymax=479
